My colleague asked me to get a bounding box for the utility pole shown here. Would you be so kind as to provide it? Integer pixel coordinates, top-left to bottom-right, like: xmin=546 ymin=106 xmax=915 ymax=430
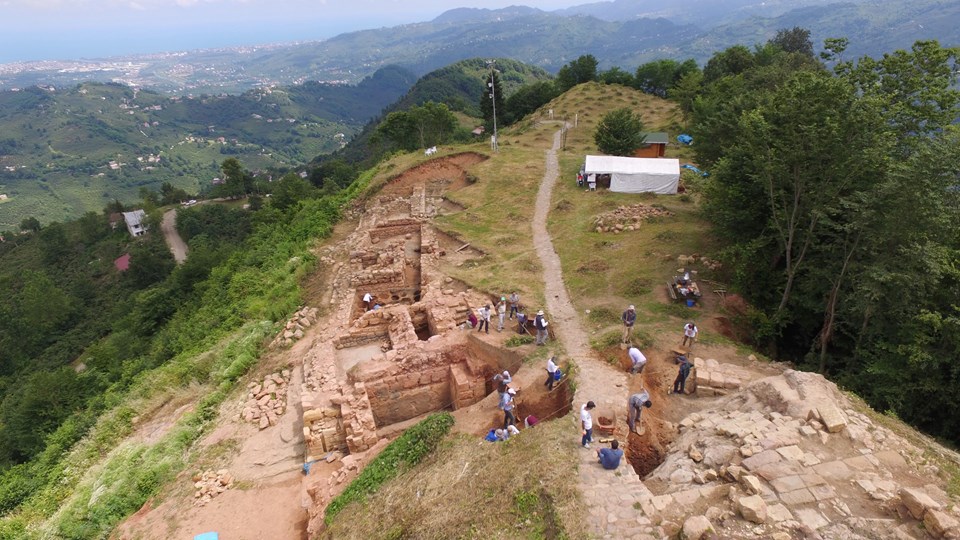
xmin=487 ymin=59 xmax=499 ymax=153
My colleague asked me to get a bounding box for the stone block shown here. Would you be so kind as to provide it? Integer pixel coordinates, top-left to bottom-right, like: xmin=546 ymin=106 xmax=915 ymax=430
xmin=817 ymin=404 xmax=847 ymax=433
xmin=737 ymin=495 xmax=767 ymax=524
xmin=740 ymin=475 xmax=763 ymax=495
xmin=775 ymin=445 xmax=805 ymax=461
xmin=681 ymin=516 xmax=713 ymax=540
xmin=924 ymin=509 xmax=959 ymax=537
xmin=900 ymin=487 xmax=941 ymax=520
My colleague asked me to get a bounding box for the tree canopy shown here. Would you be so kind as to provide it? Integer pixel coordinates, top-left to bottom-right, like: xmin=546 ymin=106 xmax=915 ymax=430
xmin=594 ymin=108 xmax=645 ymax=156
xmin=694 ymin=38 xmax=960 ymax=444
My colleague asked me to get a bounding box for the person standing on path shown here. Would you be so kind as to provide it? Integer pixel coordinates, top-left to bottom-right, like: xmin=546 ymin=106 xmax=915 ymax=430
xmin=508 ymin=291 xmax=520 ymax=320
xmin=501 ymin=388 xmax=517 ymax=428
xmin=534 ymin=310 xmax=549 ymax=346
xmin=621 ymin=305 xmax=637 ymax=343
xmin=581 ymin=401 xmax=596 ymax=448
xmin=596 ymin=439 xmax=623 ymax=470
xmin=545 ymin=356 xmax=559 ymax=391
xmin=628 ymin=346 xmax=647 ymax=375
xmin=627 ymin=391 xmax=652 ymax=434
xmin=672 ymin=355 xmax=691 ymax=395
xmin=477 ymin=305 xmax=491 ymax=334
xmin=496 ymin=297 xmax=507 ymax=332
xmin=681 ymin=321 xmax=698 ymax=348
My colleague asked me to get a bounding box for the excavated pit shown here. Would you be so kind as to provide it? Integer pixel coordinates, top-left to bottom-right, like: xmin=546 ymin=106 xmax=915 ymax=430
xmin=627 ymin=429 xmax=667 ymax=477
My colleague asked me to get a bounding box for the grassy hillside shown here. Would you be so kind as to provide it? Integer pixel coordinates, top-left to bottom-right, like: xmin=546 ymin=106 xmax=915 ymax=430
xmin=0 ymin=66 xmax=415 ymax=229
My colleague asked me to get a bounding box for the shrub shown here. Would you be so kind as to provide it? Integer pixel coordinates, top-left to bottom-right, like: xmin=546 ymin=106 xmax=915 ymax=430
xmin=505 ymin=335 xmax=534 ymax=347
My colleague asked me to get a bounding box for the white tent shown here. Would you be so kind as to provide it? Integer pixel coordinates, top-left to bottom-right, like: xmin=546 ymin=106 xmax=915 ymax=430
xmin=583 ymin=155 xmax=680 ymax=194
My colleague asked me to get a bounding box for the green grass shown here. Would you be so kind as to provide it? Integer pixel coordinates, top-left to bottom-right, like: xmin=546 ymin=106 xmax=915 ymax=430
xmin=325 ymin=412 xmax=455 ymax=523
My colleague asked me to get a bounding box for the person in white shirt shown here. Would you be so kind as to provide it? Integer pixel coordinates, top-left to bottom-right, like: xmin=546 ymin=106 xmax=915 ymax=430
xmin=477 ymin=305 xmax=491 ymax=333
xmin=580 ymin=401 xmax=596 ymax=448
xmin=500 ymin=388 xmax=517 ymax=428
xmin=628 ymin=347 xmax=647 ymax=375
xmin=682 ymin=322 xmax=698 ymax=348
xmin=496 ymin=297 xmax=507 ymax=332
xmin=545 ymin=356 xmax=559 ymax=391
xmin=362 ymin=292 xmax=373 ymax=311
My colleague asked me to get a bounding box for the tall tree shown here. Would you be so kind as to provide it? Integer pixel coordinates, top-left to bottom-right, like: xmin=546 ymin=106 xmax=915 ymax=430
xmin=556 ymin=55 xmax=598 ymax=92
xmin=769 ymin=27 xmax=814 ymax=57
xmin=594 ymin=108 xmax=645 ymax=156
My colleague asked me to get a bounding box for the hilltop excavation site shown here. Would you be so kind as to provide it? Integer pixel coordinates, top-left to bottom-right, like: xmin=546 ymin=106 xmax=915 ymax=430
xmin=119 ymin=139 xmax=960 ymax=540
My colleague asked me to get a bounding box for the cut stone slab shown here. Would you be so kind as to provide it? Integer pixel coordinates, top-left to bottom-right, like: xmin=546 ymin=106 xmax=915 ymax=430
xmin=737 ymin=495 xmax=767 ymax=524
xmin=775 ymin=445 xmax=805 ymax=461
xmin=681 ymin=515 xmax=714 ymax=540
xmin=767 ymin=503 xmax=793 ymax=523
xmin=779 ymin=488 xmax=816 ymax=505
xmin=794 ymin=508 xmax=830 ymax=530
xmin=742 ymin=449 xmax=782 ymax=471
xmin=817 ymin=405 xmax=848 ymax=433
xmin=924 ymin=509 xmax=959 ymax=537
xmin=814 ymin=460 xmax=853 ymax=481
xmin=769 ymin=475 xmax=806 ymax=494
xmin=900 ymin=487 xmax=942 ymax=520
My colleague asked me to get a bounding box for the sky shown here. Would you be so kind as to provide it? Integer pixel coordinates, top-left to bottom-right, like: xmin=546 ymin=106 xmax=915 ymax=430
xmin=0 ymin=0 xmax=588 ymax=63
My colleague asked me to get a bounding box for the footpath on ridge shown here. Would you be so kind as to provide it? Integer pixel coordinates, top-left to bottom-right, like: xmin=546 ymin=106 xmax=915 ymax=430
xmin=532 ymin=127 xmax=656 ymax=538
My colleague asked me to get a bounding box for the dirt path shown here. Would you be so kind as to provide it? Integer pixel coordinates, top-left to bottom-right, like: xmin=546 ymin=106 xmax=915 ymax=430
xmin=161 ymin=208 xmax=188 ymax=264
xmin=533 ymin=128 xmax=655 ymax=537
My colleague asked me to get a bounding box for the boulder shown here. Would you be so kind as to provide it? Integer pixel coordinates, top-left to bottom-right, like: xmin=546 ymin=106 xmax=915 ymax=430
xmin=681 ymin=515 xmax=713 ymax=540
xmin=737 ymin=495 xmax=767 ymax=524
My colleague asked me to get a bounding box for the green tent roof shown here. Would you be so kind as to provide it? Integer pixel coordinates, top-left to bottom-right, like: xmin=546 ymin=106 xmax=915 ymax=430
xmin=640 ymin=132 xmax=669 ymax=144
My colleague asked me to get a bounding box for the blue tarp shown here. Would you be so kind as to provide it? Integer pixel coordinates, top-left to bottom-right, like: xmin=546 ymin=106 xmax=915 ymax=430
xmin=677 ymin=134 xmax=693 ymax=145
xmin=681 ymin=164 xmax=709 ymax=177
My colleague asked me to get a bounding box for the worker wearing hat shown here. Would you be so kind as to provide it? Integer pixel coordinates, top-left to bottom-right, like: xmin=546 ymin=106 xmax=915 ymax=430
xmin=534 ymin=310 xmax=549 ymax=346
xmin=622 ymin=305 xmax=637 ymax=343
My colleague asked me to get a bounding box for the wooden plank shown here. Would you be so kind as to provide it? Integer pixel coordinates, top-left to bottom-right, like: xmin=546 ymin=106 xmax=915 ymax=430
xmin=456 ymin=243 xmax=471 ymax=252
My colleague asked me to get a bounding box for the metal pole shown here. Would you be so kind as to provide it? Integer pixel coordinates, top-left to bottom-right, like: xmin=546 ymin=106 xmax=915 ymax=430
xmin=488 ymin=60 xmax=499 ymax=153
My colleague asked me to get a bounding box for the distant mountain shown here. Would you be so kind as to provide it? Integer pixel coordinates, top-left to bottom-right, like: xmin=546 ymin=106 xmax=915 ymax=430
xmin=553 ymin=0 xmax=865 ymax=27
xmin=0 ymin=66 xmax=416 ymax=229
xmin=680 ymin=0 xmax=960 ymax=60
xmin=432 ymin=6 xmax=545 ymax=24
xmin=3 ymin=0 xmax=957 ymax=97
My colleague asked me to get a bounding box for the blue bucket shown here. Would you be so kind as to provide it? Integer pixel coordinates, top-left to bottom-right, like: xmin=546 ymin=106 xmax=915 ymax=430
xmin=686 ymin=299 xmax=695 ymax=307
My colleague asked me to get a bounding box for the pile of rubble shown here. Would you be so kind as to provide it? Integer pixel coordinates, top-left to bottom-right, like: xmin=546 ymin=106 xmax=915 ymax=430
xmin=677 ymin=253 xmax=722 ymax=271
xmin=241 ymin=370 xmax=290 ymax=429
xmin=641 ymin=369 xmax=960 ymax=539
xmin=592 ymin=204 xmax=672 ymax=233
xmin=270 ymin=306 xmax=320 ymax=348
xmin=192 ymin=469 xmax=233 ymax=507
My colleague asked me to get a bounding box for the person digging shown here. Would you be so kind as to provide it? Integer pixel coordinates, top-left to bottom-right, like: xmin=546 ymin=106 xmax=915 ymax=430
xmin=627 ymin=390 xmax=652 ymax=435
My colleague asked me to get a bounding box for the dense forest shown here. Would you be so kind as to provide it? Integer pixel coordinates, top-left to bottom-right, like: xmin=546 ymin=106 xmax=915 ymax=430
xmin=686 ymin=32 xmax=960 ymax=442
